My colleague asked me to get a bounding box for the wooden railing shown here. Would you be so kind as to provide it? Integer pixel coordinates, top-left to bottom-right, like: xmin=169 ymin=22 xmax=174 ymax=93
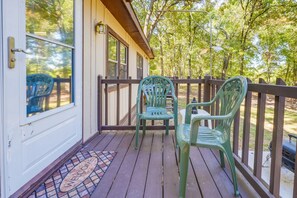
xmin=45 ymin=76 xmax=72 ymax=110
xmin=97 ymin=75 xmax=297 ymax=198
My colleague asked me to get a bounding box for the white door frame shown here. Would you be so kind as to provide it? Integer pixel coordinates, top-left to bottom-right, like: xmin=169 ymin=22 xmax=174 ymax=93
xmin=0 ymin=1 xmax=8 ymax=197
xmin=1 ymin=1 xmax=83 ymax=196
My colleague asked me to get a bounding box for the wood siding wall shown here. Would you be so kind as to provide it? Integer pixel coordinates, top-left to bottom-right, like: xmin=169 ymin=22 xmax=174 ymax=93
xmin=83 ymin=0 xmax=149 ymax=142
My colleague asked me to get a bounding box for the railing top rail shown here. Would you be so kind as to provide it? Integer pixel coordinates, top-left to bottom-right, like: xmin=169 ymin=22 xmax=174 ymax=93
xmin=99 ymin=75 xmax=297 ymax=99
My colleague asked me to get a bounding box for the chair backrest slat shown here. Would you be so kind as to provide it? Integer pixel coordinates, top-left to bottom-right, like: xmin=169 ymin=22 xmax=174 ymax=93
xmin=139 ymin=76 xmax=175 ymax=108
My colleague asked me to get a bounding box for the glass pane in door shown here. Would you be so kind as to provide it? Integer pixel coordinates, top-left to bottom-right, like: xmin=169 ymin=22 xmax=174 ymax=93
xmin=26 ymin=0 xmax=74 ymax=117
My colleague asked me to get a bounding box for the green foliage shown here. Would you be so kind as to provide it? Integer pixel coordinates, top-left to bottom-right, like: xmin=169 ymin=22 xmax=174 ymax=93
xmin=133 ymin=0 xmax=297 ymax=85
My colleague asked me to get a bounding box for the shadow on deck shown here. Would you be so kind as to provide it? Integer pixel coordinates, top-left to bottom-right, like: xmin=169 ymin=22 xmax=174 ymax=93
xmin=83 ymin=131 xmax=259 ymax=198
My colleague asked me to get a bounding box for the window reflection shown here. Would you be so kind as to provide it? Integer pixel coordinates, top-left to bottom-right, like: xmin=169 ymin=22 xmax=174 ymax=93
xmin=26 ymin=0 xmax=74 ymax=117
xmin=26 ymin=0 xmax=74 ymax=45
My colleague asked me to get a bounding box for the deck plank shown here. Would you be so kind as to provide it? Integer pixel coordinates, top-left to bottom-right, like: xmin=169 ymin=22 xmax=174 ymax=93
xmin=190 ymin=146 xmax=222 ymax=197
xmin=106 ymin=134 xmax=140 ymax=198
xmin=144 ymin=133 xmax=163 ymax=198
xmin=82 ymin=133 xmax=107 ymax=151
xmin=200 ymin=147 xmax=236 ymax=198
xmin=163 ymin=133 xmax=179 ymax=198
xmin=126 ymin=133 xmax=153 ymax=198
xmin=91 ymin=132 xmax=133 ymax=198
xmin=80 ymin=131 xmax=259 ymax=198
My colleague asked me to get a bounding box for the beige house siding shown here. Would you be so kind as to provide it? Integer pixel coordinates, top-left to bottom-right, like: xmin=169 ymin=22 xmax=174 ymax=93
xmin=83 ymin=0 xmax=149 ymax=141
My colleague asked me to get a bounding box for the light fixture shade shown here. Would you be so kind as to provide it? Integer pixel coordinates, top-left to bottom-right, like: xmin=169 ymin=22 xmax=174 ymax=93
xmin=95 ymin=21 xmax=106 ymax=34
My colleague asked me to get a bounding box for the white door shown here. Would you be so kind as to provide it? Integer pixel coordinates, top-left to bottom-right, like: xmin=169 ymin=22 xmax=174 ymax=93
xmin=2 ymin=0 xmax=82 ymax=197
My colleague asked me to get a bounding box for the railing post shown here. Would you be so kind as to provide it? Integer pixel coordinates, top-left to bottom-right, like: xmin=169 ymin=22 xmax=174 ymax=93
xmin=98 ymin=75 xmax=102 ymax=133
xmin=57 ymin=75 xmax=61 ymax=107
xmin=203 ymin=75 xmax=211 ymax=112
xmin=128 ymin=76 xmax=132 ymax=125
xmin=253 ymin=78 xmax=267 ymax=178
xmin=198 ymin=76 xmax=201 ymax=103
xmin=105 ymin=76 xmax=108 ymax=125
xmin=69 ymin=75 xmax=72 ymax=103
xmin=269 ymin=78 xmax=286 ymax=197
xmin=45 ymin=96 xmax=50 ymax=110
xmin=293 ymin=144 xmax=297 ymax=198
xmin=186 ymin=76 xmax=190 ymax=104
xmin=242 ymin=78 xmax=252 ymax=165
xmin=116 ymin=76 xmax=120 ymax=125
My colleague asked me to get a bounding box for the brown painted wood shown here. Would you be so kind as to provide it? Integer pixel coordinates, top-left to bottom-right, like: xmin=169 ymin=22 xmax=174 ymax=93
xmin=163 ymin=133 xmax=179 ymax=198
xmin=242 ymin=79 xmax=252 ymax=165
xmin=186 ymin=156 xmax=202 ymax=198
xmin=211 ymin=83 xmax=215 ymax=126
xmin=248 ymin=83 xmax=297 ymax=98
xmin=128 ymin=76 xmax=132 ymax=125
xmin=144 ymin=133 xmax=163 ymax=198
xmin=294 ymin=142 xmax=297 ymax=198
xmin=200 ymin=148 xmax=235 ymax=197
xmin=187 ymin=76 xmax=190 ymax=104
xmin=190 ymin=147 xmax=221 ymax=197
xmin=107 ymin=135 xmax=140 ymax=198
xmin=269 ymin=78 xmax=286 ymax=197
xmin=98 ymin=75 xmax=102 ymax=132
xmin=203 ymin=75 xmax=211 ymax=113
xmin=198 ymin=76 xmax=202 ymax=103
xmin=116 ymin=76 xmax=120 ymax=125
xmin=101 ymin=125 xmax=175 ymax=131
xmin=126 ymin=133 xmax=153 ymax=198
xmin=234 ymin=155 xmax=272 ymax=198
xmin=175 ymin=76 xmax=179 ymax=99
xmin=56 ymin=76 xmax=61 ymax=107
xmin=92 ymin=132 xmax=134 ymax=198
xmin=233 ymin=110 xmax=240 ymax=155
xmin=105 ymin=76 xmax=108 ymax=125
xmin=253 ymin=78 xmax=266 ymax=178
xmin=82 ymin=133 xmax=107 ymax=151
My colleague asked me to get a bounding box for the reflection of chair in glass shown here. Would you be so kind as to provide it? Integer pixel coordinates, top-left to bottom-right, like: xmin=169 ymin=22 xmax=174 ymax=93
xmin=135 ymin=76 xmax=178 ymax=149
xmin=27 ymin=74 xmax=54 ymax=115
xmin=177 ymin=76 xmax=247 ymax=197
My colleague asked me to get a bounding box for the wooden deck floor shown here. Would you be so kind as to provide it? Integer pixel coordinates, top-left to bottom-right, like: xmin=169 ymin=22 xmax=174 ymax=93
xmin=83 ymin=131 xmax=259 ymax=198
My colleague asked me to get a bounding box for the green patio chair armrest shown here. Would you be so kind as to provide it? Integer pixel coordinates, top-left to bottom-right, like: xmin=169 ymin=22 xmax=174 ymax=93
xmin=189 ymin=114 xmax=232 ymax=144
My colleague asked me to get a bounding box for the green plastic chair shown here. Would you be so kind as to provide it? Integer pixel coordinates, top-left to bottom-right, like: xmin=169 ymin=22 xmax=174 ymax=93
xmin=135 ymin=76 xmax=178 ymax=149
xmin=177 ymin=76 xmax=247 ymax=197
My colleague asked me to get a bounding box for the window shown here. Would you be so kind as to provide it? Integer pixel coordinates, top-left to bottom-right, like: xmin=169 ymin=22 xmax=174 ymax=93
xmin=137 ymin=53 xmax=143 ymax=79
xmin=107 ymin=29 xmax=128 ymax=79
xmin=26 ymin=0 xmax=74 ymax=116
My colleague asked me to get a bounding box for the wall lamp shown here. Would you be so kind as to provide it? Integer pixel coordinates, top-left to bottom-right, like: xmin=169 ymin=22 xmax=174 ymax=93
xmin=95 ymin=21 xmax=106 ymax=34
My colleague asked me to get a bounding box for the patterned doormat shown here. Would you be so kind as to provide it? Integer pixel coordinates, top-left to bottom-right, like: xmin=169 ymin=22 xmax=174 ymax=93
xmin=29 ymin=150 xmax=116 ymax=198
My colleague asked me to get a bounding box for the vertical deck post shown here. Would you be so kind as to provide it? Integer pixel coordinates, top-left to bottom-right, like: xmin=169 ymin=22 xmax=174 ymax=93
xmin=98 ymin=75 xmax=102 ymax=133
xmin=105 ymin=76 xmax=108 ymax=125
xmin=57 ymin=75 xmax=61 ymax=107
xmin=128 ymin=76 xmax=132 ymax=125
xmin=294 ymin=142 xmax=297 ymax=198
xmin=116 ymin=76 xmax=120 ymax=125
xmin=269 ymin=78 xmax=286 ymax=197
xmin=198 ymin=76 xmax=201 ymax=103
xmin=203 ymin=75 xmax=211 ymax=112
xmin=253 ymin=78 xmax=266 ymax=178
xmin=242 ymin=78 xmax=252 ymax=165
xmin=186 ymin=76 xmax=190 ymax=105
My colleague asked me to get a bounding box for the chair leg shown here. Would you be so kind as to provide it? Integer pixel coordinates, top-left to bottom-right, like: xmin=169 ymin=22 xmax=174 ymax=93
xmin=219 ymin=150 xmax=225 ymax=168
xmin=174 ymin=116 xmax=178 ymax=148
xmin=179 ymin=143 xmax=190 ymax=198
xmin=143 ymin=120 xmax=146 ymax=135
xmin=135 ymin=117 xmax=140 ymax=150
xmin=165 ymin=120 xmax=169 ymax=135
xmin=224 ymin=143 xmax=239 ymax=197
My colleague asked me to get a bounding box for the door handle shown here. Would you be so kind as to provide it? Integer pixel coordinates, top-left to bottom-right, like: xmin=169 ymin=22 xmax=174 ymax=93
xmin=8 ymin=36 xmax=31 ymax=69
xmin=11 ymin=48 xmax=31 ymax=54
